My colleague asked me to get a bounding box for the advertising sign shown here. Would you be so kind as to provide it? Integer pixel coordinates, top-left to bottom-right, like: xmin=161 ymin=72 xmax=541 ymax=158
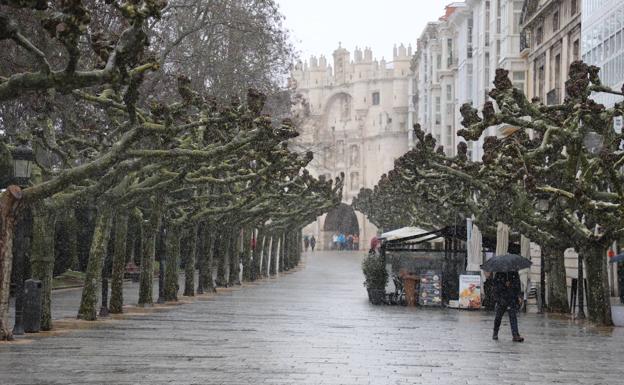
xmin=418 ymin=270 xmax=442 ymax=307
xmin=459 ymin=274 xmax=482 ymax=309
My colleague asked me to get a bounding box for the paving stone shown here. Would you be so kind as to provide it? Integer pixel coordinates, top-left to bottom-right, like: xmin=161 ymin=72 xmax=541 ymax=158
xmin=1 ymin=251 xmax=624 ymax=384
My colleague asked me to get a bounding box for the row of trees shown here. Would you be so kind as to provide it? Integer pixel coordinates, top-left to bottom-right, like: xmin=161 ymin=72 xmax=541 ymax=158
xmin=0 ymin=0 xmax=340 ymax=340
xmin=354 ymin=63 xmax=624 ymax=326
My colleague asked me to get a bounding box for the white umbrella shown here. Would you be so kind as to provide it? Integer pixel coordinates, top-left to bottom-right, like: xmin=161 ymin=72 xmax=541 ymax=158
xmin=519 ymin=235 xmax=531 ymax=293
xmin=467 ymin=224 xmax=482 ymax=271
xmin=495 ymin=222 xmax=509 ymax=256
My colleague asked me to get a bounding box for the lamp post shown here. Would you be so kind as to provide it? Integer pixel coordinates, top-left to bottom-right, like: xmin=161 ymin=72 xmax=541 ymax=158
xmin=11 ymin=139 xmax=34 ymax=335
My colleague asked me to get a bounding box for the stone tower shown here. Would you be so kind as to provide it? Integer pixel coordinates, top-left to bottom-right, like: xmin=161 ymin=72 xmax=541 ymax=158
xmin=292 ymin=44 xmax=412 ymax=250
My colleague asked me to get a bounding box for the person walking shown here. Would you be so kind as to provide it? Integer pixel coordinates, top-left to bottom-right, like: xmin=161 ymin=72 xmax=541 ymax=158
xmin=338 ymin=233 xmax=346 ymax=250
xmin=492 ymin=271 xmax=524 ymax=342
xmin=310 ymin=236 xmax=316 ymax=251
xmin=332 ymin=233 xmax=338 ymax=250
xmin=352 ymin=234 xmax=359 ymax=250
xmin=304 ymin=235 xmax=310 ymax=252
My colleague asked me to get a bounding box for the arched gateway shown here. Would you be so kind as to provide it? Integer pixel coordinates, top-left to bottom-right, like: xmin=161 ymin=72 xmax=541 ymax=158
xmin=293 ymin=44 xmax=411 ymax=251
xmin=323 ymin=203 xmax=359 ymax=235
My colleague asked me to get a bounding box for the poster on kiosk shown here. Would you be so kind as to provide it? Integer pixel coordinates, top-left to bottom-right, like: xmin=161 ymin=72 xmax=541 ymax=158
xmin=459 ymin=274 xmax=482 ymax=309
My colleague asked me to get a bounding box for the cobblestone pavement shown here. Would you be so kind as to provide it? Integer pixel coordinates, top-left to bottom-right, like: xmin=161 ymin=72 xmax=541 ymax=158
xmin=2 ymin=251 xmax=624 ymax=385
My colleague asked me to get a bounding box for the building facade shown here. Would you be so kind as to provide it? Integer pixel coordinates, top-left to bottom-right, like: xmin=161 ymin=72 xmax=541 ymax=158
xmin=413 ymin=0 xmax=527 ymax=162
xmin=581 ymin=0 xmax=624 ymax=107
xmin=521 ymin=0 xmax=581 ymax=105
xmin=291 ymin=44 xmax=412 ymax=250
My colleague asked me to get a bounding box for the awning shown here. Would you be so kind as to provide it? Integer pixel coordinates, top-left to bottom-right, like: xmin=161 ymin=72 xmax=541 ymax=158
xmin=380 ymin=227 xmax=443 ymax=242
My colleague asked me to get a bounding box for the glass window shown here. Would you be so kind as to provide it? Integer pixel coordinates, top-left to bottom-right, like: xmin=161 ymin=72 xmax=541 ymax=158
xmin=553 ymin=12 xmax=559 ymax=33
xmin=372 ymin=92 xmax=380 ymax=105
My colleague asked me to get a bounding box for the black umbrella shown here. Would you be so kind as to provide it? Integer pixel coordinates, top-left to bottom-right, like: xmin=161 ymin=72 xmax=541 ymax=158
xmin=609 ymin=253 xmax=624 ymax=264
xmin=480 ymin=253 xmax=532 ymax=272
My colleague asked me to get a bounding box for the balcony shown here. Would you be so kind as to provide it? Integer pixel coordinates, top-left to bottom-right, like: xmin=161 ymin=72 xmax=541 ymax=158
xmin=520 ymin=31 xmax=530 ymax=54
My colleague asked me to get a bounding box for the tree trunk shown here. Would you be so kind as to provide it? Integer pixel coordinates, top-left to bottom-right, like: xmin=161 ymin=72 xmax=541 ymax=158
xmin=295 ymin=230 xmax=302 ymax=267
xmin=269 ymin=234 xmax=278 ymax=276
xmin=251 ymin=229 xmax=263 ymax=281
xmin=228 ymin=229 xmax=241 ymax=285
xmin=583 ymin=244 xmax=613 ymax=325
xmin=286 ymin=231 xmax=296 ymax=270
xmin=546 ymin=247 xmax=570 ymax=313
xmin=183 ymin=225 xmax=197 ymax=297
xmin=216 ymin=232 xmax=229 ymax=286
xmin=262 ymin=235 xmax=272 ymax=277
xmin=241 ymin=227 xmax=252 ymax=281
xmin=30 ymin=203 xmax=56 ymax=330
xmin=164 ymin=226 xmax=181 ymax=301
xmin=138 ymin=203 xmax=161 ymax=306
xmin=197 ymin=226 xmax=216 ymax=294
xmin=577 ymin=251 xmax=586 ymax=319
xmin=65 ymin=209 xmax=79 ymax=271
xmin=0 ymin=186 xmax=22 ymax=340
xmin=109 ymin=211 xmax=129 ymax=314
xmin=279 ymin=233 xmax=285 ymax=272
xmin=77 ymin=205 xmax=114 ymax=320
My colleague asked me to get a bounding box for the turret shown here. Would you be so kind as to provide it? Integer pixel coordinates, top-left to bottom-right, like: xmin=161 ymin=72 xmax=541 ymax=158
xmin=333 ymin=42 xmax=351 ymax=84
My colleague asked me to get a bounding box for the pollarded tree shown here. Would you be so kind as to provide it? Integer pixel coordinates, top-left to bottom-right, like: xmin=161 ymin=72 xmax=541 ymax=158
xmin=456 ymin=63 xmax=624 ymax=325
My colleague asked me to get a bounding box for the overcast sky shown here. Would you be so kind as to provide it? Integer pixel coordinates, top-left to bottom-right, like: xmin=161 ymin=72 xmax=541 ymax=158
xmin=275 ymin=0 xmax=451 ymax=64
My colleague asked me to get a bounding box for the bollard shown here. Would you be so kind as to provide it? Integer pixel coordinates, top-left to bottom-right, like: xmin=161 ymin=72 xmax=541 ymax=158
xmin=23 ymin=279 xmax=42 ymax=333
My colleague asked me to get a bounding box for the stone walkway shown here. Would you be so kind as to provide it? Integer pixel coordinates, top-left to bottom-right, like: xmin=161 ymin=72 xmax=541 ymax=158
xmin=1 ymin=251 xmax=624 ymax=385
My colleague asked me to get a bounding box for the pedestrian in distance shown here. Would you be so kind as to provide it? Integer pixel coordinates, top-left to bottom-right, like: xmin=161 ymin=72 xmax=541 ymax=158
xmin=338 ymin=233 xmax=346 ymax=250
xmin=332 ymin=233 xmax=338 ymax=250
xmin=304 ymin=235 xmax=310 ymax=252
xmin=353 ymin=234 xmax=359 ymax=250
xmin=492 ymin=271 xmax=524 ymax=342
xmin=369 ymin=234 xmax=381 ymax=254
xmin=347 ymin=234 xmax=354 ymax=250
xmin=310 ymin=236 xmax=316 ymax=251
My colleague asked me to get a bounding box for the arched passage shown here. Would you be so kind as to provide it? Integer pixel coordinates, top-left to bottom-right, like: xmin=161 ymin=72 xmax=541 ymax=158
xmin=323 ymin=203 xmax=359 ymax=236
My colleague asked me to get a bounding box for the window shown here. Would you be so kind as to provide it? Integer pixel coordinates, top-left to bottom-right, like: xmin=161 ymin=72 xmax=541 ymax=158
xmin=435 ymin=97 xmax=441 ymax=125
xmin=496 ymin=0 xmax=502 ymax=34
xmin=513 ymin=71 xmax=525 ymax=93
xmin=436 ymin=54 xmax=442 ymax=69
xmin=570 ymin=0 xmax=577 ymax=16
xmin=446 ymin=85 xmax=452 ymax=101
xmin=538 ymin=65 xmax=545 ymax=100
xmin=336 ymin=140 xmax=344 ymax=160
xmin=468 ymin=18 xmax=474 ymax=57
xmin=513 ymin=1 xmax=523 ymax=34
xmin=372 ymin=92 xmax=380 ymax=105
xmin=350 ymin=145 xmax=359 ymax=166
xmin=573 ymin=39 xmax=580 ymax=60
xmin=536 ymin=26 xmax=543 ymax=46
xmin=350 ymin=172 xmax=359 ymax=191
xmin=553 ymin=11 xmax=559 ymax=33
xmin=554 ymin=54 xmax=561 ymax=96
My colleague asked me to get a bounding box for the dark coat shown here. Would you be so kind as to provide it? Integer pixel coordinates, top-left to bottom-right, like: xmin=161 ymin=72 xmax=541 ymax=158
xmin=493 ymin=271 xmax=521 ymax=305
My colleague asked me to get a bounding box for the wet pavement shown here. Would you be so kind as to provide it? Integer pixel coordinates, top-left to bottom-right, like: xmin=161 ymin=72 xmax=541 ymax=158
xmin=2 ymin=251 xmax=624 ymax=385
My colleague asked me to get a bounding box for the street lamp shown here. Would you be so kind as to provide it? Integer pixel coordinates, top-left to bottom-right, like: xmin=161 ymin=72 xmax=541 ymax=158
xmin=11 ymin=139 xmax=34 ymax=187
xmin=10 ymin=139 xmax=34 ymax=335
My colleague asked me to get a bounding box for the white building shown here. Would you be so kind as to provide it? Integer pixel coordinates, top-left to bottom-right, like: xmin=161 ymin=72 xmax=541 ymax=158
xmin=292 ymin=44 xmax=412 ymax=250
xmin=581 ymin=0 xmax=624 ymax=107
xmin=521 ymin=0 xmax=581 ymax=106
xmin=413 ymin=0 xmax=527 ymax=162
